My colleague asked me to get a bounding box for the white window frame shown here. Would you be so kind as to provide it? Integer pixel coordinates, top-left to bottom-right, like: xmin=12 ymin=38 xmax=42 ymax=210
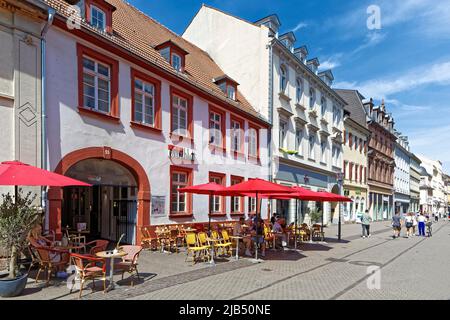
xmin=210 ymin=176 xmax=222 ymax=213
xmin=309 ymin=88 xmax=316 ymax=109
xmin=321 ymin=140 xmax=327 ymax=163
xmin=309 ymin=134 xmax=315 ymax=159
xmin=280 ymin=65 xmax=287 ymax=93
xmin=231 ymin=120 xmax=242 ymax=152
xmin=226 ymin=85 xmax=236 ymax=100
xmin=90 ymin=5 xmax=106 ymax=31
xmin=171 ymin=171 xmax=187 ymax=213
xmin=172 ymin=94 xmax=188 ymax=136
xmin=171 ymin=52 xmax=182 ymax=71
xmin=249 ymin=197 xmax=257 ymax=213
xmin=82 ymin=56 xmax=111 ymax=113
xmin=134 ymin=78 xmax=155 ymax=126
xmin=321 ymin=96 xmax=327 ymax=117
xmin=209 ymin=111 xmax=222 ymax=147
xmin=248 ymin=128 xmax=258 ymax=157
xmin=296 ymin=78 xmax=302 ymax=103
xmin=295 ymin=128 xmax=303 ymax=155
xmin=279 ymin=120 xmax=288 ymax=149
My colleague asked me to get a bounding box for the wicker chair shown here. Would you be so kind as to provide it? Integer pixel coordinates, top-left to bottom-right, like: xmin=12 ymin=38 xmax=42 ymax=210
xmin=31 ymin=243 xmax=70 ymax=285
xmin=70 ymin=253 xmax=107 ymax=299
xmin=114 ymin=245 xmax=143 ymax=286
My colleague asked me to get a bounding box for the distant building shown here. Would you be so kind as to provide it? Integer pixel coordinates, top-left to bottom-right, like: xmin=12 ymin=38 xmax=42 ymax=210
xmin=183 ymin=5 xmax=347 ymax=225
xmin=335 ymin=89 xmax=370 ymax=222
xmin=409 ymin=153 xmax=422 ymax=213
xmin=393 ymin=131 xmax=411 ymax=215
xmin=418 ymin=155 xmax=447 ymax=216
xmin=363 ymin=99 xmax=396 ymax=221
xmin=419 ymin=166 xmax=433 ymax=214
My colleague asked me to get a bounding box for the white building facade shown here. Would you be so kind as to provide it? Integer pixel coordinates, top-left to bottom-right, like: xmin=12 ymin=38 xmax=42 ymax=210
xmin=183 ymin=6 xmax=346 ymax=225
xmin=42 ymin=0 xmax=270 ymax=244
xmin=418 ymin=155 xmax=447 ymax=216
xmin=393 ymin=132 xmax=411 ymax=215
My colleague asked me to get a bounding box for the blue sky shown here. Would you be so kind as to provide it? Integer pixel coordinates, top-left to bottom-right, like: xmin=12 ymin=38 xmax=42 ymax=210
xmin=129 ymin=0 xmax=450 ymax=172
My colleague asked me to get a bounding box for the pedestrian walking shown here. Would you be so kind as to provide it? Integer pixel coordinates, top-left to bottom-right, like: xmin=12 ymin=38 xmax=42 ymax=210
xmin=404 ymin=212 xmax=413 ymax=238
xmin=417 ymin=213 xmax=426 ymax=236
xmin=392 ymin=212 xmax=402 ymax=239
xmin=361 ymin=210 xmax=372 ymax=238
xmin=412 ymin=213 xmax=417 ymax=236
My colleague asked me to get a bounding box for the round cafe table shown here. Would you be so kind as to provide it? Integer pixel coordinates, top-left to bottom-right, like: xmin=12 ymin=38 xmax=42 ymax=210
xmin=206 ymin=238 xmax=222 ymax=266
xmin=96 ymin=250 xmax=127 ymax=292
xmin=229 ymin=236 xmax=243 ymax=260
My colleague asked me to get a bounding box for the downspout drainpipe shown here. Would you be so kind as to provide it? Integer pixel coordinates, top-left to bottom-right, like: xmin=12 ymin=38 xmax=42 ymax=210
xmin=41 ymin=8 xmax=55 ymax=232
xmin=267 ymin=38 xmax=274 ymax=219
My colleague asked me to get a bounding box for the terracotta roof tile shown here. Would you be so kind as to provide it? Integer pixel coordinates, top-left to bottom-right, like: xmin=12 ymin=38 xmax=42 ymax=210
xmin=43 ymin=0 xmax=265 ymax=123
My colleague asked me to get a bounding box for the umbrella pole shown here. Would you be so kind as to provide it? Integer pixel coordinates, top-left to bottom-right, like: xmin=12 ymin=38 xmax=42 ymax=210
xmin=255 ymin=192 xmax=259 ymax=261
xmin=15 ymin=185 xmax=18 ymax=203
xmin=208 ymin=192 xmax=212 ymax=236
xmin=295 ymin=199 xmax=298 ymax=249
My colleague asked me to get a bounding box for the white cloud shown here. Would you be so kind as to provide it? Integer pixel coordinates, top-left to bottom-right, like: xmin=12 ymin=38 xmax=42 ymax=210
xmin=352 ymin=32 xmax=386 ymax=55
xmin=292 ymin=22 xmax=308 ymax=32
xmin=319 ymin=53 xmax=343 ymax=70
xmin=339 ymin=61 xmax=450 ymax=99
xmin=408 ymin=125 xmax=450 ymax=172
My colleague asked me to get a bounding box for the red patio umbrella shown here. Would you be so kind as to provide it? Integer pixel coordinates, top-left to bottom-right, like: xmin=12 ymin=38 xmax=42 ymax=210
xmin=0 ymin=161 xmax=91 ymax=198
xmin=216 ymin=178 xmax=294 ymax=261
xmin=315 ymin=191 xmax=352 ymax=202
xmin=178 ymin=182 xmax=227 ymax=236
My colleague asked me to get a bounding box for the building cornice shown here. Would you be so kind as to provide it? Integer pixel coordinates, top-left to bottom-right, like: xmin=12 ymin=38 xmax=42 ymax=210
xmin=272 ymin=39 xmax=347 ymax=107
xmin=344 ymin=116 xmax=371 ymax=137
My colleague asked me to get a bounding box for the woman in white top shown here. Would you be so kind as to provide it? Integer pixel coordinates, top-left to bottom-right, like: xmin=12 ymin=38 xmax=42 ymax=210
xmin=412 ymin=214 xmax=418 ymax=236
xmin=404 ymin=213 xmax=413 ymax=238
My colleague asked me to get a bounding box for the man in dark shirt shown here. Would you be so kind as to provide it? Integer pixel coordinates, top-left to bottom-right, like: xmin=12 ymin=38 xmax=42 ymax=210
xmin=392 ymin=212 xmax=402 ymax=239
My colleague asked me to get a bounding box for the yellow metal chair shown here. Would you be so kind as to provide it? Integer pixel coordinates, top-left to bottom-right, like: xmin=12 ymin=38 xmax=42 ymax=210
xmin=214 ymin=230 xmax=233 ymax=256
xmin=185 ymin=233 xmax=209 ymax=264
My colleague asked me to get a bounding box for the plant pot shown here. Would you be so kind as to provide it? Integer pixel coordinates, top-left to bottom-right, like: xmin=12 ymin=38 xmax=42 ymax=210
xmin=0 ymin=272 xmax=28 ymax=297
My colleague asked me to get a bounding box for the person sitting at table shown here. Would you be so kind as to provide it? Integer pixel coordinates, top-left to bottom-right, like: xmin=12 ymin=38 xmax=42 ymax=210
xmin=233 ymin=217 xmax=251 ymax=255
xmin=28 ymin=224 xmax=54 ymax=247
xmin=28 ymin=224 xmax=69 ymax=269
xmin=245 ymin=217 xmax=266 ymax=257
xmin=272 ymin=217 xmax=287 ymax=249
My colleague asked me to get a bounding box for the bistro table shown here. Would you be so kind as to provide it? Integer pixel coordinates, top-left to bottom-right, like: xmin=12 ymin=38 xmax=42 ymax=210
xmin=205 ymin=237 xmax=222 ymax=266
xmin=183 ymin=227 xmax=197 ymax=233
xmin=96 ymin=249 xmax=127 ymax=292
xmin=229 ymin=235 xmax=243 ymax=260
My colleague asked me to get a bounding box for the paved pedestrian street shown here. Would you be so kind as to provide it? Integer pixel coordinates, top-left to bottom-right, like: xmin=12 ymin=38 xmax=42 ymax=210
xmin=5 ymin=220 xmax=448 ymax=301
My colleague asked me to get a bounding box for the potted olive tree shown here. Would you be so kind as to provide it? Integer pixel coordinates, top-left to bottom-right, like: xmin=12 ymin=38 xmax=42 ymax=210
xmin=0 ymin=190 xmax=40 ymax=297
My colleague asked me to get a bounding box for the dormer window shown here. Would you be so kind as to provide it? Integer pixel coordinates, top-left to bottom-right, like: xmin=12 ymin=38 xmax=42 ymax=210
xmin=171 ymin=53 xmax=182 ymax=71
xmin=81 ymin=0 xmax=116 ymax=34
xmin=226 ymin=85 xmax=236 ymax=100
xmin=90 ymin=5 xmax=105 ymax=31
xmin=213 ymin=75 xmax=239 ymax=101
xmin=155 ymin=40 xmax=188 ymax=72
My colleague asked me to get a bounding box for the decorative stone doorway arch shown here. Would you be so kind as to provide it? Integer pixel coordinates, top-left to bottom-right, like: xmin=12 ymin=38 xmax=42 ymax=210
xmin=48 ymin=147 xmax=150 ymax=244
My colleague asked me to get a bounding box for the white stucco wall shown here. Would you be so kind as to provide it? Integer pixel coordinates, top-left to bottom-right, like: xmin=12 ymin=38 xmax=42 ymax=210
xmin=183 ymin=6 xmax=270 ymax=118
xmin=45 ymin=28 xmax=269 ymax=226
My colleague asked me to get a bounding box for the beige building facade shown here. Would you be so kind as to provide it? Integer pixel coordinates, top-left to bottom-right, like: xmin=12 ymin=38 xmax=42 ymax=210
xmin=0 ymin=0 xmax=52 ymax=201
xmin=336 ymin=89 xmax=370 ymax=222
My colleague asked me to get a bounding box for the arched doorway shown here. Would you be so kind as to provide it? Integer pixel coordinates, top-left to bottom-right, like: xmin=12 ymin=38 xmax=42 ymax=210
xmin=48 ymin=147 xmax=150 ymax=244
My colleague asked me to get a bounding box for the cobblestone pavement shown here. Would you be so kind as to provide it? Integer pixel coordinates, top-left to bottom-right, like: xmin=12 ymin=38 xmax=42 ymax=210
xmin=3 ymin=220 xmax=448 ymax=300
